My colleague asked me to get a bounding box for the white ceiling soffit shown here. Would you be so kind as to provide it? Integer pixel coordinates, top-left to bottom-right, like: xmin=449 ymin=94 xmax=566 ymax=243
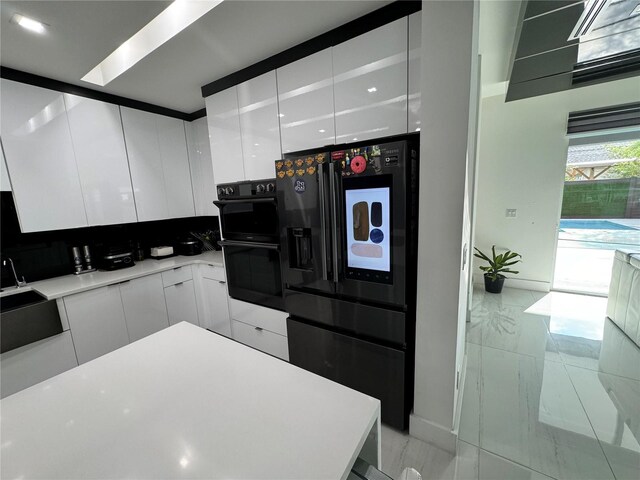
xmin=0 ymin=0 xmax=392 ymax=113
xmin=82 ymin=0 xmax=224 ymax=87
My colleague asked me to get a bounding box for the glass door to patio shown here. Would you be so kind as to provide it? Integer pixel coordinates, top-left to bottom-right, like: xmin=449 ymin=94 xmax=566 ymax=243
xmin=553 ymin=136 xmax=640 ymax=295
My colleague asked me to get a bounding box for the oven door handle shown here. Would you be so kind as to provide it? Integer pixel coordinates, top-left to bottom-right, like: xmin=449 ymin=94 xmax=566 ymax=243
xmin=214 ymin=197 xmax=276 ymax=207
xmin=218 ymin=240 xmax=280 ymax=251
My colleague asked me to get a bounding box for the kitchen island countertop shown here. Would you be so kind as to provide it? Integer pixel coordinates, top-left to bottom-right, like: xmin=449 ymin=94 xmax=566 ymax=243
xmin=0 ymin=322 xmax=380 ymax=479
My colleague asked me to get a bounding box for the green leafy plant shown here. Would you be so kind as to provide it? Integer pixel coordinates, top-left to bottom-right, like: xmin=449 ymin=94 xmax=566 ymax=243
xmin=474 ymin=246 xmax=522 ymax=281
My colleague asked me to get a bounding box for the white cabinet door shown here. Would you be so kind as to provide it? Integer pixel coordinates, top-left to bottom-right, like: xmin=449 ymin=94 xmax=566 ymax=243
xmin=119 ymin=274 xmax=169 ymax=342
xmin=1 ymin=145 xmax=11 ymax=191
xmin=185 ymin=117 xmax=217 ymax=216
xmin=408 ymin=12 xmax=422 ymax=132
xmin=120 ymin=107 xmax=167 ymax=221
xmin=237 ymin=71 xmax=281 ymax=180
xmin=63 ymin=94 xmax=138 ymax=226
xmin=205 ymin=87 xmax=246 ymax=184
xmin=277 ymin=48 xmax=336 ymax=153
xmin=64 ymin=285 xmax=129 ymax=364
xmin=164 ymin=280 xmax=200 ymax=326
xmin=157 ymin=116 xmax=195 ymax=218
xmin=200 ymin=277 xmax=232 ymax=337
xmin=332 ymin=18 xmax=408 ymax=142
xmin=0 ymin=331 xmax=78 ymax=398
xmin=0 ymin=79 xmax=88 ymax=232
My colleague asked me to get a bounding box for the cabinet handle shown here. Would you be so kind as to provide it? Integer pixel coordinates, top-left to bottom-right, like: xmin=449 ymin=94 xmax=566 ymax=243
xmin=218 ymin=280 xmax=226 ymax=285
xmin=255 ymin=327 xmax=263 ymax=332
xmin=174 ymin=282 xmax=184 ymax=286
xmin=120 ymin=280 xmax=130 ymax=285
xmin=173 ymin=267 xmax=181 ymax=271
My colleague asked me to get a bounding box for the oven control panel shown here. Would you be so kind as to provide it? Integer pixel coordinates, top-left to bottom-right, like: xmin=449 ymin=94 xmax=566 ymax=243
xmin=217 ymin=179 xmax=276 ymax=199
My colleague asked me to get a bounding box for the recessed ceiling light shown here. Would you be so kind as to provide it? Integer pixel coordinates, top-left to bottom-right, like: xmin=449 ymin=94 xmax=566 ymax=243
xmin=367 ymin=87 xmax=377 ymax=93
xmin=82 ymin=0 xmax=223 ymax=86
xmin=254 ymin=143 xmax=259 ymax=146
xmin=10 ymin=13 xmax=46 ymax=34
xmin=353 ymin=138 xmax=358 ymax=141
xmin=318 ymin=129 xmax=326 ymax=133
xmin=279 ymin=113 xmax=285 ymax=118
xmin=415 ymin=127 xmax=421 ymax=132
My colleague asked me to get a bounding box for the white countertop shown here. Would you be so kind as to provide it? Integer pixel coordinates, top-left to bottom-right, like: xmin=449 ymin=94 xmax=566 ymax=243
xmin=0 ymin=322 xmax=380 ymax=479
xmin=5 ymin=251 xmax=224 ymax=300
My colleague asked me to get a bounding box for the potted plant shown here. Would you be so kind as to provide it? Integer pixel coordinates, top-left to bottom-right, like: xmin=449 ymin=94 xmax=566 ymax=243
xmin=474 ymin=246 xmax=522 ymax=294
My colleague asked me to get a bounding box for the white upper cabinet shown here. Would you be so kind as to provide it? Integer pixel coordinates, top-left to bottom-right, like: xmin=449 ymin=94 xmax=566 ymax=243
xmin=186 ymin=117 xmax=217 ymax=216
xmin=332 ymin=18 xmax=408 ymax=143
xmin=1 ymin=145 xmax=11 ymax=191
xmin=0 ymin=79 xmax=88 ymax=232
xmin=121 ymin=107 xmax=194 ymax=221
xmin=121 ymin=107 xmax=166 ymax=221
xmin=277 ymin=48 xmax=336 ymax=153
xmin=156 ymin=115 xmax=195 ymax=218
xmin=205 ymin=87 xmax=245 ymax=185
xmin=237 ymin=71 xmax=282 ymax=180
xmin=408 ymin=12 xmax=422 ymax=132
xmin=63 ymin=94 xmax=138 ymax=225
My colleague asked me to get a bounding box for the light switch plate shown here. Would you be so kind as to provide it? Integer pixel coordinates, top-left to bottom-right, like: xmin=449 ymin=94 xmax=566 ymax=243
xmin=506 ymin=208 xmax=517 ymax=218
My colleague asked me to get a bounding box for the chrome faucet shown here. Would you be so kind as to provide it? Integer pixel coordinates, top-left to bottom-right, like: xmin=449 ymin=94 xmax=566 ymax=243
xmin=2 ymin=257 xmax=27 ymax=288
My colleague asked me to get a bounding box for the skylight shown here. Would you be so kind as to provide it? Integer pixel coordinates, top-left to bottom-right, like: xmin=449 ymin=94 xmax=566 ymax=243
xmin=82 ymin=0 xmax=223 ymax=86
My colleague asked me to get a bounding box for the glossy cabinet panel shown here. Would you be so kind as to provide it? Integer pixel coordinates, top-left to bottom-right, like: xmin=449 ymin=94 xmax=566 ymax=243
xmin=63 ymin=94 xmax=138 ymax=225
xmin=1 ymin=145 xmax=11 ymax=191
xmin=156 ymin=116 xmax=195 ymax=218
xmin=408 ymin=12 xmax=422 ymax=133
xmin=0 ymin=79 xmax=88 ymax=232
xmin=205 ymin=87 xmax=246 ymax=184
xmin=277 ymin=48 xmax=336 ymax=153
xmin=332 ymin=18 xmax=408 ymax=142
xmin=200 ymin=276 xmax=232 ymax=337
xmin=186 ymin=117 xmax=218 ymax=216
xmin=120 ymin=107 xmax=167 ymax=221
xmin=164 ymin=280 xmax=200 ymax=327
xmin=64 ymin=285 xmax=130 ymax=364
xmin=0 ymin=331 xmax=78 ymax=399
xmin=237 ymin=71 xmax=282 ymax=180
xmin=232 ymin=320 xmax=289 ymax=361
xmin=119 ymin=274 xmax=170 ymax=342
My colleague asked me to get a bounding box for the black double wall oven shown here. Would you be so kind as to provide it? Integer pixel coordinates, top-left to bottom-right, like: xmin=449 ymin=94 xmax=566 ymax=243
xmin=215 ymin=179 xmax=284 ymax=311
xmin=276 ymin=136 xmax=419 ymax=430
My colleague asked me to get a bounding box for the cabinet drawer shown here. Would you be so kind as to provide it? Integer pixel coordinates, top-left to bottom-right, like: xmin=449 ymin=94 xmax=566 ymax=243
xmin=232 ymin=320 xmax=289 ymax=361
xmin=229 ymin=298 xmax=287 ymax=336
xmin=161 ymin=265 xmax=193 ymax=287
xmin=200 ymin=264 xmax=225 ymax=282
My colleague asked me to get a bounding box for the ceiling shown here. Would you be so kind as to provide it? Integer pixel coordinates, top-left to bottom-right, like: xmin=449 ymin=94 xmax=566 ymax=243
xmin=0 ymin=0 xmax=392 ymax=113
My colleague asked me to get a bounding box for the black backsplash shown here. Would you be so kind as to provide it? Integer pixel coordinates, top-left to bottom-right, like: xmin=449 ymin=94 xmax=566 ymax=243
xmin=1 ymin=192 xmax=219 ymax=288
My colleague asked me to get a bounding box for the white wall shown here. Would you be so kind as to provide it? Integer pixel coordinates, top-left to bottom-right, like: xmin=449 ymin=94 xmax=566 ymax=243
xmin=411 ymin=0 xmax=477 ymax=453
xmin=474 ymin=76 xmax=640 ymax=290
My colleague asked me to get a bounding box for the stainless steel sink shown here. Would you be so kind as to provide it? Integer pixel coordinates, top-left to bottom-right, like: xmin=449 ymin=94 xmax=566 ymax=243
xmin=1 ymin=290 xmax=62 ymax=354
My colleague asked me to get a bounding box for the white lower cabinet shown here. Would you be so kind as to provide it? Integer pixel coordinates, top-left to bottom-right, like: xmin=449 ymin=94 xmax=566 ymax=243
xmin=64 ymin=285 xmax=130 ymax=364
xmin=119 ymin=274 xmax=169 ymax=342
xmin=0 ymin=331 xmax=78 ymax=399
xmin=232 ymin=320 xmax=289 ymax=361
xmin=199 ymin=277 xmax=232 ymax=337
xmin=229 ymin=298 xmax=288 ymax=361
xmin=164 ymin=280 xmax=200 ymax=327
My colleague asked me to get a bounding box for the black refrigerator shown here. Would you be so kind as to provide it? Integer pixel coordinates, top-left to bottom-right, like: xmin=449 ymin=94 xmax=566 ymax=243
xmin=276 ymin=136 xmax=419 ymax=430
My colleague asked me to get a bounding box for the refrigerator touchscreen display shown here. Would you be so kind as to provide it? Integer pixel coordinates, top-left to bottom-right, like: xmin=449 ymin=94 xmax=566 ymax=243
xmin=344 ymin=187 xmax=390 ymax=273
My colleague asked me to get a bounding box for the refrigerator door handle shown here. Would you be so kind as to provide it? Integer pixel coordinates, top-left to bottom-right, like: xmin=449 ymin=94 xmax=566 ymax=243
xmin=328 ymin=161 xmax=340 ymax=284
xmin=318 ymin=162 xmax=330 ymax=281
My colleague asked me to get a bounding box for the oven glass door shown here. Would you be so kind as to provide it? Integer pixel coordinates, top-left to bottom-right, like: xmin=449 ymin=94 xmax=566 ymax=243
xmin=221 ymin=241 xmax=284 ymax=310
xmin=217 ymin=198 xmax=279 ymax=242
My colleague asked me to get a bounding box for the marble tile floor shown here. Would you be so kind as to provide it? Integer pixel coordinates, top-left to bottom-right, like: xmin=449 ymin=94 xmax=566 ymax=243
xmin=458 ymin=287 xmax=640 ymax=480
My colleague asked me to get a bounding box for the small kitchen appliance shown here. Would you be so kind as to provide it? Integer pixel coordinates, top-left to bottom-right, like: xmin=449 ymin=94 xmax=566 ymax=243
xmin=175 ymin=237 xmax=203 ymax=256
